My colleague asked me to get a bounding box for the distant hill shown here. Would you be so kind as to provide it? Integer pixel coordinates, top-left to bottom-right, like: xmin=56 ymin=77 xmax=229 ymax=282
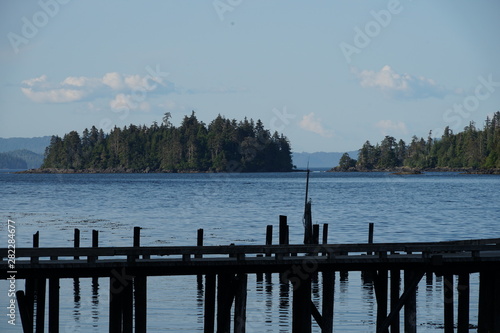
xmin=292 ymin=151 xmax=358 ymax=169
xmin=0 ymin=136 xmax=51 ymax=154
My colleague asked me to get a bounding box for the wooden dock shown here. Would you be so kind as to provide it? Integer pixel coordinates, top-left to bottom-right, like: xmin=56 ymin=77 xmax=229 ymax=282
xmin=2 ymin=217 xmax=500 ymax=333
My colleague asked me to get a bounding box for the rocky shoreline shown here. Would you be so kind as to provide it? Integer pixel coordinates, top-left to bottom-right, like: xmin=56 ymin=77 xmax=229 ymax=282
xmin=328 ymin=166 xmax=500 ymax=175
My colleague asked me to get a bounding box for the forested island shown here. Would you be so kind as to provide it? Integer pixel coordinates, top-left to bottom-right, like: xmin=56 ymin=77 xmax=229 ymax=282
xmin=33 ymin=112 xmax=294 ymax=173
xmin=332 ymin=112 xmax=500 ymax=174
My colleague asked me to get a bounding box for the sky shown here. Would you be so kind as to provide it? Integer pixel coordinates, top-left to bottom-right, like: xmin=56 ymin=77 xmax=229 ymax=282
xmin=1 ymin=1 xmax=500 ymax=153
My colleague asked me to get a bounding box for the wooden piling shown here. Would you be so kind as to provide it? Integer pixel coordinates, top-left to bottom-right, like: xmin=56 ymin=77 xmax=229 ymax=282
xmin=390 ymin=269 xmax=400 ymax=333
xmin=374 ymin=270 xmax=388 ymax=333
xmin=322 ymin=224 xmax=328 ymax=245
xmin=35 ymin=278 xmax=46 ymax=333
xmin=92 ymin=229 xmax=99 ymax=247
xmin=279 ymin=215 xmax=288 ymax=246
xmin=322 ymin=270 xmax=335 ymax=333
xmin=74 ymin=228 xmax=80 ymax=260
xmin=234 ymin=273 xmax=248 ymax=333
xmin=313 ymin=224 xmax=320 ymax=244
xmin=48 ymin=277 xmax=59 ymax=333
xmin=404 ymin=270 xmax=417 ymax=333
xmin=443 ymin=274 xmax=454 ymax=333
xmin=457 ymin=273 xmax=469 ymax=333
xmin=217 ymin=274 xmax=234 ymax=333
xmin=266 ymin=225 xmax=273 ymax=247
xmin=478 ymin=271 xmax=491 ymax=332
xmin=292 ymin=276 xmax=312 ymax=333
xmin=367 ymin=223 xmax=374 ymax=255
xmin=134 ymin=226 xmax=141 ymax=247
xmin=134 ymin=275 xmax=147 ymax=333
xmin=109 ymin=276 xmax=123 ymax=333
xmin=16 ymin=290 xmax=33 ymax=333
xmin=204 ymin=274 xmax=216 ymax=333
xmin=122 ymin=280 xmax=134 ymax=333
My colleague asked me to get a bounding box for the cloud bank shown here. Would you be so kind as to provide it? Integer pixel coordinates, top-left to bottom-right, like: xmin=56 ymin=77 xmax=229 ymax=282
xmin=299 ymin=112 xmax=333 ymax=138
xmin=353 ymin=65 xmax=452 ymax=99
xmin=21 ymin=72 xmax=174 ymax=111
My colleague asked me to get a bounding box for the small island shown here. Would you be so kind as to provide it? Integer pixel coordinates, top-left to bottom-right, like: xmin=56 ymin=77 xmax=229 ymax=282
xmin=329 ymin=112 xmax=500 ymax=175
xmin=24 ymin=112 xmax=294 ymax=173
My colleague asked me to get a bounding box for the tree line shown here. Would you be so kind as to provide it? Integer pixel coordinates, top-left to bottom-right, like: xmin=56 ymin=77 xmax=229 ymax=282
xmin=336 ymin=112 xmax=500 ymax=171
xmin=41 ymin=112 xmax=294 ymax=172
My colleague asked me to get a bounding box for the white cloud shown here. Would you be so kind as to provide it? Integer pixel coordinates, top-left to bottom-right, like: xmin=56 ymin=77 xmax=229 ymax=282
xmin=22 ymin=75 xmax=48 ymax=87
xmin=21 ymin=72 xmax=174 ymax=107
xmin=353 ymin=65 xmax=450 ymax=99
xmin=299 ymin=112 xmax=333 ymax=138
xmin=61 ymin=76 xmax=100 ymax=88
xmin=375 ymin=120 xmax=408 ymax=136
xmin=110 ymin=93 xmax=150 ymax=111
xmin=21 ymin=87 xmax=87 ymax=103
xmin=102 ymin=72 xmax=124 ymax=90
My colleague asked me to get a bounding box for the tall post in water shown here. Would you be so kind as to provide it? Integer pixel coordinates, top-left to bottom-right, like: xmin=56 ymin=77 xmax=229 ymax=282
xmin=303 ymin=167 xmax=313 ymax=244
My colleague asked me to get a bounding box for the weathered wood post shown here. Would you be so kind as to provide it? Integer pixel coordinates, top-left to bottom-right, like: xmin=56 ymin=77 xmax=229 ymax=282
xmin=35 ymin=278 xmax=46 ymax=333
xmin=292 ymin=276 xmax=312 ymax=333
xmin=16 ymin=290 xmax=33 ymax=333
xmin=443 ymin=274 xmax=454 ymax=333
xmin=404 ymin=270 xmax=417 ymax=333
xmin=109 ymin=276 xmax=123 ymax=333
xmin=74 ymin=228 xmax=80 ymax=260
xmin=374 ymin=270 xmax=388 ymax=333
xmin=91 ymin=229 xmax=99 ymax=287
xmin=49 ymin=252 xmax=60 ymax=333
xmin=266 ymin=225 xmax=273 ymax=250
xmin=478 ymin=270 xmax=495 ymax=332
xmin=133 ymin=226 xmax=147 ymax=333
xmin=122 ymin=281 xmax=134 ymax=333
xmin=234 ymin=273 xmax=248 ymax=333
xmin=390 ymin=269 xmax=400 ymax=333
xmin=322 ymin=224 xmax=328 ymax=245
xmin=457 ymin=273 xmax=470 ymax=333
xmin=279 ymin=215 xmax=288 ymax=247
xmin=322 ymin=270 xmax=335 ymax=333
xmin=312 ymin=224 xmax=320 ymax=245
xmin=217 ymin=274 xmax=234 ymax=333
xmin=368 ymin=223 xmax=374 ymax=255
xmin=204 ymin=274 xmax=216 ymax=333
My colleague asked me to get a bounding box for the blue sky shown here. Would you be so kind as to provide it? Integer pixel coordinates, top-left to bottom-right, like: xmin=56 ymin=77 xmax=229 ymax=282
xmin=1 ymin=1 xmax=500 ymax=153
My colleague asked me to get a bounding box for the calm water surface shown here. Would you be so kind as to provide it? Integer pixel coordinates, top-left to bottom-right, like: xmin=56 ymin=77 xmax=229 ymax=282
xmin=1 ymin=172 xmax=499 ymax=332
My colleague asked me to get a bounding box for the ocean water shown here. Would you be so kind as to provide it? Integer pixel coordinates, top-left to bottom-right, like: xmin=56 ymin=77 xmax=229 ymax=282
xmin=1 ymin=171 xmax=499 ymax=332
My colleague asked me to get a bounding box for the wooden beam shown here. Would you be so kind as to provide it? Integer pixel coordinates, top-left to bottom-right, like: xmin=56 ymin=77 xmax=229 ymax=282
xmin=378 ymin=270 xmax=424 ymax=333
xmin=16 ymin=290 xmax=33 ymax=333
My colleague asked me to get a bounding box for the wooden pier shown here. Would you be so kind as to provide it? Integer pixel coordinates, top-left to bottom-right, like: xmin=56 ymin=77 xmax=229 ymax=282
xmin=2 ymin=217 xmax=500 ymax=332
